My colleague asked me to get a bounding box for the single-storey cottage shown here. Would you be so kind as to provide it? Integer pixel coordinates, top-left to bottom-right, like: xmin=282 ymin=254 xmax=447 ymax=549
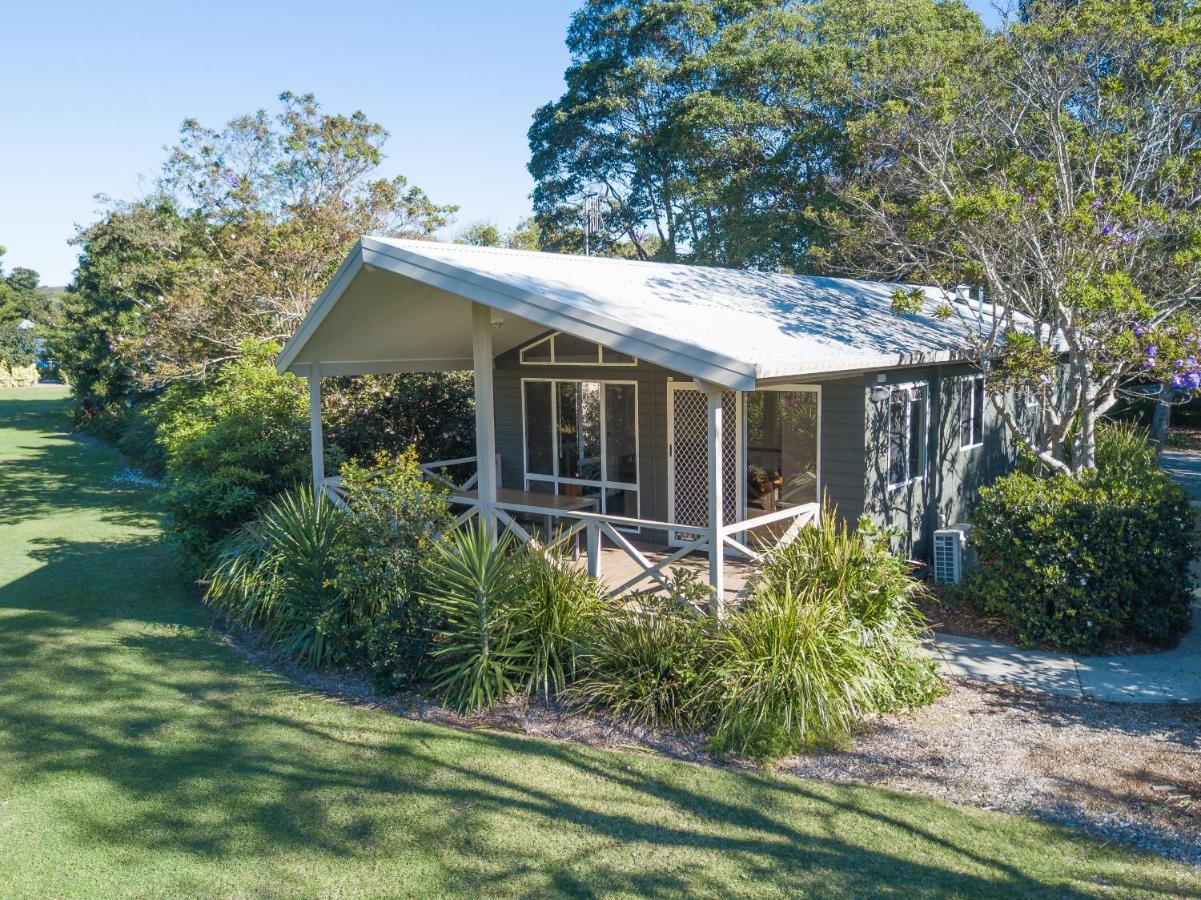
xmin=278 ymin=238 xmax=1022 ymax=612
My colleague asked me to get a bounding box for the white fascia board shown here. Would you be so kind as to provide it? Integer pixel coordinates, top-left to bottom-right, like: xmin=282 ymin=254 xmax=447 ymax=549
xmin=288 ymin=358 xmax=475 ymax=377
xmin=276 ymin=241 xmax=366 ymax=374
xmin=753 ymin=348 xmax=975 ymax=382
xmin=360 ymin=238 xmax=757 ymax=390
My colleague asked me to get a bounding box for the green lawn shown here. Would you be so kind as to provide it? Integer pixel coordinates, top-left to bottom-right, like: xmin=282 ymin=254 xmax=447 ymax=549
xmin=0 ymin=387 xmax=1196 ymax=899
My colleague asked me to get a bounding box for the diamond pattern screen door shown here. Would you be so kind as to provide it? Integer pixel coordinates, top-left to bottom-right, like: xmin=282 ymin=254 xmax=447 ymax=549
xmin=667 ymin=383 xmax=740 ymax=545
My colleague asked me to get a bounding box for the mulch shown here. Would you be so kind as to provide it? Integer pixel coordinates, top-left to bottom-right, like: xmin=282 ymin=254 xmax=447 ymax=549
xmin=217 ymin=617 xmax=1201 ymax=868
xmin=913 ymin=585 xmax=1020 ymax=645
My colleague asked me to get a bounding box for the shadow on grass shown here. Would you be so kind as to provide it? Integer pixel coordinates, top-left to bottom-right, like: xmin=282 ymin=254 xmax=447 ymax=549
xmin=0 ymin=391 xmax=1194 ymax=896
xmin=0 ymin=396 xmax=157 ymax=529
xmin=0 ymin=539 xmax=1192 ymax=897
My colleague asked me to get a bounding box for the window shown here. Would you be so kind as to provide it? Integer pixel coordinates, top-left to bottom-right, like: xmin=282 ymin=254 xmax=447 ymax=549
xmin=959 ymin=375 xmax=985 ymax=449
xmin=745 ymin=388 xmax=820 ymax=512
xmin=887 ymin=383 xmax=927 ymax=488
xmin=522 ymin=378 xmax=639 ymax=525
xmin=519 ymin=332 xmax=638 ymax=366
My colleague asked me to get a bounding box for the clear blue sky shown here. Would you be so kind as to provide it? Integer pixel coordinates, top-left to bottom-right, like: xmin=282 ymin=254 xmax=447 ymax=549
xmin=1 ymin=0 xmax=1002 ymax=286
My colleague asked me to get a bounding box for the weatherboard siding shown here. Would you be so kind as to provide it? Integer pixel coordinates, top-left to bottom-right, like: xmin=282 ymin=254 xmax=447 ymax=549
xmin=860 ymin=364 xmax=1021 ymax=559
xmin=493 ymin=344 xmax=1020 ymax=560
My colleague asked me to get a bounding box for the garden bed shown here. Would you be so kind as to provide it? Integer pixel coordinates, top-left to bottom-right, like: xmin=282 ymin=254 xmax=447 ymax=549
xmin=219 ymin=618 xmax=1201 ymax=868
xmin=913 ymin=586 xmax=1020 ymax=645
xmin=915 ymin=584 xmax=1181 ymax=657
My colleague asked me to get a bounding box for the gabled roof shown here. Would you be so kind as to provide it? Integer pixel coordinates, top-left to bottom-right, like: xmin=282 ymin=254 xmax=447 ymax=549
xmin=278 ymin=236 xmax=983 ymax=389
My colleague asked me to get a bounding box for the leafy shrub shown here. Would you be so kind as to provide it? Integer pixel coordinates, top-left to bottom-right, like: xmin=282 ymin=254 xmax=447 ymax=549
xmin=336 ymin=450 xmax=452 ymax=614
xmin=114 ymin=405 xmax=167 ymax=478
xmin=323 ymin=372 xmax=475 ymax=464
xmin=569 ymin=597 xmax=710 ymax=732
xmin=205 ymin=487 xmax=351 ymax=668
xmin=702 ymin=517 xmax=941 ymax=760
xmin=421 ymin=523 xmax=532 ymax=712
xmin=154 ymin=342 xmax=309 ymax=572
xmin=356 ymin=602 xmax=442 ymax=694
xmin=335 ymin=449 xmax=454 ymax=691
xmin=968 ymin=443 xmax=1194 ymax=652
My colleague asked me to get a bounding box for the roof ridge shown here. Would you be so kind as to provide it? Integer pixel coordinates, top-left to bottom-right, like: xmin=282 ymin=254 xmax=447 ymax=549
xmin=377 ymin=236 xmax=820 ymax=278
xmin=374 ymin=237 xmax=951 ymax=296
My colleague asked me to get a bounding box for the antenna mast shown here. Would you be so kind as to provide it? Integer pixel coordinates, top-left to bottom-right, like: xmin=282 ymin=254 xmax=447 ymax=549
xmin=582 ymin=193 xmax=603 ymax=256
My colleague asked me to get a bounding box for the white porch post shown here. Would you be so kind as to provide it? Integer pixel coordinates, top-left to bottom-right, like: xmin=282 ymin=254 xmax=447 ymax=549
xmin=471 ymin=302 xmax=498 ymax=536
xmin=697 ymin=379 xmax=725 ymax=618
xmin=309 ymin=363 xmax=325 ymax=501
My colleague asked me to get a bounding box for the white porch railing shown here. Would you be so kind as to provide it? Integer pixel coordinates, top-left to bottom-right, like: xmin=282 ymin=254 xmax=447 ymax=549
xmin=418 ymin=455 xmax=481 ymax=490
xmin=449 ymin=491 xmax=820 ymax=601
xmin=324 ymin=455 xmax=819 ymax=608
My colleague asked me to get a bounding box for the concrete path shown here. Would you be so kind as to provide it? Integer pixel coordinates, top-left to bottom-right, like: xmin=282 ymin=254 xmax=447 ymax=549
xmin=933 ymin=450 xmax=1201 ymax=703
xmin=933 ymin=597 xmax=1201 ymax=703
xmin=1161 ymin=449 xmax=1201 ymax=502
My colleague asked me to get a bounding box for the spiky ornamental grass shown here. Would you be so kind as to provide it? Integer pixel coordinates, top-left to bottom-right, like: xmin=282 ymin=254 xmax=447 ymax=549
xmin=204 ymin=486 xmax=349 ymax=669
xmin=568 ymin=597 xmax=711 ymax=733
xmin=703 ymin=515 xmax=943 ymax=760
xmin=421 ymin=523 xmax=533 ymax=713
xmin=509 ymin=540 xmax=604 ymax=701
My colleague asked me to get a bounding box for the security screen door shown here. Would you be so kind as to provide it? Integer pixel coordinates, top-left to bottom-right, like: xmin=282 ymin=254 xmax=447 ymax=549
xmin=667 ymin=383 xmax=740 ymax=545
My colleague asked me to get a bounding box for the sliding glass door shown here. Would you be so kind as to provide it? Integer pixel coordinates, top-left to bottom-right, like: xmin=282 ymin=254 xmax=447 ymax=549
xmin=522 ymin=378 xmax=639 ymax=525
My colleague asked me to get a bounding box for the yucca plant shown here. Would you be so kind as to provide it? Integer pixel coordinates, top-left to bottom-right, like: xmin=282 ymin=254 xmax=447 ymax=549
xmin=421 ymin=522 xmax=532 ymax=713
xmin=568 ymin=598 xmax=710 ymax=732
xmin=205 ymin=486 xmax=348 ymax=668
xmin=509 ymin=542 xmax=603 ymax=700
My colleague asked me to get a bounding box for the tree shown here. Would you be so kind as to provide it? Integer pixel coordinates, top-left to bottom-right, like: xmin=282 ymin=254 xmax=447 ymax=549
xmin=529 ymin=0 xmax=739 ymax=261
xmin=0 ymin=247 xmax=52 ymax=369
xmin=816 ymin=0 xmax=1201 ymax=472
xmin=529 ymin=0 xmax=984 ymax=268
xmin=50 ymin=198 xmax=193 ymax=417
xmin=59 ymin=92 xmax=457 ymax=397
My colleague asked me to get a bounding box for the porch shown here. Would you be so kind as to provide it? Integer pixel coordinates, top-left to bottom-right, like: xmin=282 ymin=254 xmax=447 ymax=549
xmin=280 ymin=238 xmax=836 ymax=615
xmin=324 ymin=468 xmax=813 ymax=612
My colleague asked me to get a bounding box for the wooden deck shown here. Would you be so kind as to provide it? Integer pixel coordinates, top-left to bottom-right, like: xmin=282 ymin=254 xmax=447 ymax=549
xmin=592 ymin=538 xmax=754 ymax=603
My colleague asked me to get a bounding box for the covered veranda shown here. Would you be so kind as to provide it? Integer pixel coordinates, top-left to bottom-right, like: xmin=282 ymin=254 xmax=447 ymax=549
xmin=275 ymin=237 xmax=976 ymax=612
xmin=274 ymin=239 xmax=853 ymax=613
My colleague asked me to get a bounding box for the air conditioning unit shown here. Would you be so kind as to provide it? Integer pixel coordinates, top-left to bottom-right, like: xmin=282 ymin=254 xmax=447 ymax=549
xmin=932 ymin=524 xmax=974 ymax=584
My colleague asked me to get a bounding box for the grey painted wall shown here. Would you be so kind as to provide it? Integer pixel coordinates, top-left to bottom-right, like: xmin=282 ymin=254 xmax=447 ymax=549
xmin=860 ymin=364 xmax=1020 ymax=559
xmin=492 ymin=338 xmax=1018 ymax=558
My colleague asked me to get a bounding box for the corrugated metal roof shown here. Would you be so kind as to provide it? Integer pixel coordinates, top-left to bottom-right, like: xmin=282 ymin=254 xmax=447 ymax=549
xmin=279 ymin=236 xmax=987 ymax=388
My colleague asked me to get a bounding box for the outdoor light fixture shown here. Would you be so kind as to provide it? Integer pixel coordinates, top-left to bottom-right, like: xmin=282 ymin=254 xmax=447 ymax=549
xmin=870 ymin=384 xmax=891 ymax=403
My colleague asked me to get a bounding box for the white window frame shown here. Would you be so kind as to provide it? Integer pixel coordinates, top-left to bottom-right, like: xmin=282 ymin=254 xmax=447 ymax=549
xmin=519 ymin=332 xmax=638 ymax=367
xmin=885 ymin=381 xmax=929 ymax=491
xmin=959 ymin=374 xmax=985 ymax=451
xmin=742 ymin=382 xmax=822 ymax=511
xmin=520 ymin=377 xmax=640 ymax=530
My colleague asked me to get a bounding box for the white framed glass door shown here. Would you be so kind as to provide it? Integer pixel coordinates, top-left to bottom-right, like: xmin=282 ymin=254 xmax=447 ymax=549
xmin=667 ymin=382 xmax=821 ymax=547
xmin=744 ymin=385 xmax=821 ymax=541
xmin=521 ymin=378 xmax=640 ymax=527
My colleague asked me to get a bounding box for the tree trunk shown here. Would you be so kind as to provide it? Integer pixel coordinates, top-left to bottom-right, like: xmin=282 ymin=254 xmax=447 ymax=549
xmin=1150 ymin=381 xmax=1174 ymax=459
xmin=1074 ymin=392 xmax=1097 ymax=472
